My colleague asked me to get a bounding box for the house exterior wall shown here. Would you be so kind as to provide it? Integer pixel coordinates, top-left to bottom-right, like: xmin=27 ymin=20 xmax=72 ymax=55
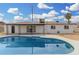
xmin=4 ymin=25 xmax=7 ymax=34
xmin=5 ymin=24 xmax=77 ymax=34
xmin=5 ymin=25 xmax=19 ymax=34
xmin=36 ymin=25 xmax=44 ymax=33
xmin=45 ymin=25 xmax=57 ymax=34
xmin=7 ymin=25 xmax=12 ymax=34
xmin=0 ymin=22 xmax=5 ymax=33
xmin=45 ymin=25 xmax=76 ymax=34
xmin=15 ymin=25 xmax=19 ymax=34
xmin=5 ymin=25 xmax=44 ymax=34
xmin=20 ymin=25 xmax=27 ymax=34
xmin=0 ymin=25 xmax=4 ymax=33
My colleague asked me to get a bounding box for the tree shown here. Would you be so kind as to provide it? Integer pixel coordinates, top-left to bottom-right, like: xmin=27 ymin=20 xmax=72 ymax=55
xmin=65 ymin=13 xmax=72 ymax=24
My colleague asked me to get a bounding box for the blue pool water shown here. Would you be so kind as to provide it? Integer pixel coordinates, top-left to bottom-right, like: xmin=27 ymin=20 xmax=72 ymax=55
xmin=0 ymin=36 xmax=74 ymax=54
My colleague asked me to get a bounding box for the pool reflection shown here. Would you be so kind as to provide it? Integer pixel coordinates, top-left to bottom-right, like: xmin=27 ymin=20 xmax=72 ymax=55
xmin=0 ymin=36 xmax=74 ymax=54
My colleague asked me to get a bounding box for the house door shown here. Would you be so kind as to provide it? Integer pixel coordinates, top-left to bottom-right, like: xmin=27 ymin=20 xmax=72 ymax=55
xmin=11 ymin=25 xmax=15 ymax=33
xmin=27 ymin=25 xmax=36 ymax=34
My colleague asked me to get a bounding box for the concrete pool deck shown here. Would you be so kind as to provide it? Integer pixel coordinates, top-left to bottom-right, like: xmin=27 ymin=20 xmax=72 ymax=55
xmin=44 ymin=35 xmax=79 ymax=55
xmin=0 ymin=34 xmax=79 ymax=55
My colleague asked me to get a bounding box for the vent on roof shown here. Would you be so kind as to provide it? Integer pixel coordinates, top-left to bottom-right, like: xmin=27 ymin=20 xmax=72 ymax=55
xmin=56 ymin=21 xmax=59 ymax=23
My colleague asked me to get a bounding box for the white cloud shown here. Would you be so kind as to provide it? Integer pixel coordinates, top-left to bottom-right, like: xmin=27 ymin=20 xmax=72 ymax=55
xmin=0 ymin=17 xmax=9 ymax=23
xmin=29 ymin=10 xmax=59 ymax=19
xmin=0 ymin=13 xmax=4 ymax=17
xmin=3 ymin=20 xmax=10 ymax=23
xmin=70 ymin=16 xmax=79 ymax=23
xmin=14 ymin=16 xmax=23 ymax=20
xmin=24 ymin=18 xmax=29 ymax=20
xmin=48 ymin=10 xmax=59 ymax=17
xmin=29 ymin=14 xmax=79 ymax=23
xmin=58 ymin=16 xmax=65 ymax=19
xmin=45 ymin=18 xmax=54 ymax=21
xmin=61 ymin=6 xmax=70 ymax=14
xmin=42 ymin=13 xmax=48 ymax=17
xmin=60 ymin=15 xmax=79 ymax=23
xmin=42 ymin=13 xmax=53 ymax=18
xmin=29 ymin=10 xmax=59 ymax=21
xmin=7 ymin=8 xmax=19 ymax=14
xmin=61 ymin=10 xmax=69 ymax=14
xmin=37 ymin=3 xmax=53 ymax=9
xmin=0 ymin=17 xmax=4 ymax=21
xmin=19 ymin=13 xmax=23 ymax=15
xmin=29 ymin=14 xmax=56 ymax=22
xmin=29 ymin=14 xmax=44 ymax=19
xmin=69 ymin=3 xmax=79 ymax=11
xmin=13 ymin=15 xmax=32 ymax=23
xmin=66 ymin=6 xmax=69 ymax=10
xmin=13 ymin=14 xmax=79 ymax=23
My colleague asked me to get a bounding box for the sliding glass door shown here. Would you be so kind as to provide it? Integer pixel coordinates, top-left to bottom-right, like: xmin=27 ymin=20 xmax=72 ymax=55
xmin=27 ymin=25 xmax=36 ymax=34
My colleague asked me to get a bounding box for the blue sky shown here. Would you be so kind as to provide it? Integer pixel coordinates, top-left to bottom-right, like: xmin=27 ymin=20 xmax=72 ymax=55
xmin=0 ymin=3 xmax=79 ymax=23
xmin=0 ymin=3 xmax=32 ymax=20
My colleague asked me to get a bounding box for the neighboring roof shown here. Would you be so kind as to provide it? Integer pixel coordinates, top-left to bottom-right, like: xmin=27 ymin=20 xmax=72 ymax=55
xmin=0 ymin=22 xmax=5 ymax=25
xmin=5 ymin=21 xmax=77 ymax=25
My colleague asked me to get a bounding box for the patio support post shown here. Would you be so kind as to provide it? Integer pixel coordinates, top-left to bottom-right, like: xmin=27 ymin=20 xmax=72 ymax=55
xmin=19 ymin=25 xmax=20 ymax=35
xmin=43 ymin=24 xmax=45 ymax=35
xmin=6 ymin=25 xmax=8 ymax=35
xmin=26 ymin=25 xmax=27 ymax=34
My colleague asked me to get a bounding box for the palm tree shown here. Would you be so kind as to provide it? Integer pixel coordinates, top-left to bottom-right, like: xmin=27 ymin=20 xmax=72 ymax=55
xmin=65 ymin=13 xmax=72 ymax=24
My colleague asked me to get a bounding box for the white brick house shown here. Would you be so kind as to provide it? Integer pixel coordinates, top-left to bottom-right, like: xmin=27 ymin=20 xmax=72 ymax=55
xmin=3 ymin=21 xmax=77 ymax=35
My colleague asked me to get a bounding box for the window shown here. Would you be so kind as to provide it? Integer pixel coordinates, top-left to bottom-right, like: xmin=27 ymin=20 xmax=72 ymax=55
xmin=64 ymin=25 xmax=69 ymax=29
xmin=27 ymin=25 xmax=36 ymax=32
xmin=32 ymin=25 xmax=36 ymax=32
xmin=51 ymin=26 xmax=55 ymax=29
xmin=40 ymin=19 xmax=45 ymax=23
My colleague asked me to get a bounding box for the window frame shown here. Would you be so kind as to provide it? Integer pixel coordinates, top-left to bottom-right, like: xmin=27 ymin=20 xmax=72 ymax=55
xmin=64 ymin=25 xmax=69 ymax=29
xmin=51 ymin=25 xmax=56 ymax=29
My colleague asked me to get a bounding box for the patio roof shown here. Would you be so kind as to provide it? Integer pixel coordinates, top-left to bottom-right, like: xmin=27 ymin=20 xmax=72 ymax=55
xmin=5 ymin=22 xmax=77 ymax=25
xmin=0 ymin=22 xmax=5 ymax=25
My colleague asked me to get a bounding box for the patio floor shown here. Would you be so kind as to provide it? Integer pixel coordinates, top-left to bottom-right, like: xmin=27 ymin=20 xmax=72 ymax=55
xmin=44 ymin=34 xmax=79 ymax=54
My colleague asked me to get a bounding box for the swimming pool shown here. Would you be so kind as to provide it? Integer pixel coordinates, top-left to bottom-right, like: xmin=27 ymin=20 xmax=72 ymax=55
xmin=0 ymin=36 xmax=74 ymax=54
